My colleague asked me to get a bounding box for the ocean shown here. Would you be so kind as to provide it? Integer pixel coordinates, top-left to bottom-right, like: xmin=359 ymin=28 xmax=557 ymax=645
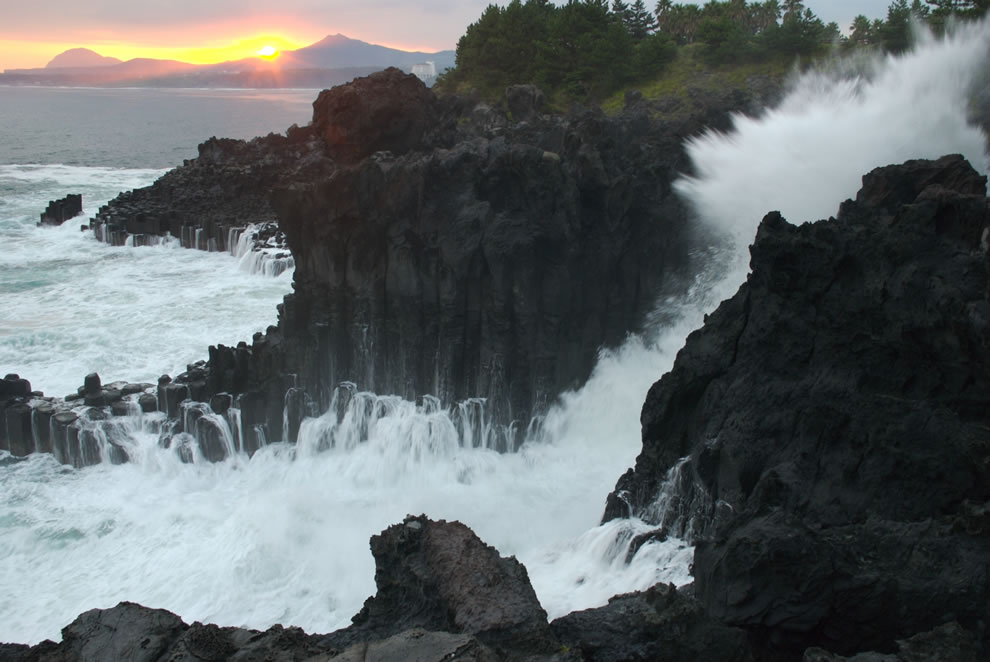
xmin=1 ymin=22 xmax=988 ymax=646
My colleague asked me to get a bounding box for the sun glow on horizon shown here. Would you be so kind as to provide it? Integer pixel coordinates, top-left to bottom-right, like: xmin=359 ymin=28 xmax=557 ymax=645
xmin=0 ymin=32 xmax=309 ymax=70
xmin=257 ymin=44 xmax=279 ymax=60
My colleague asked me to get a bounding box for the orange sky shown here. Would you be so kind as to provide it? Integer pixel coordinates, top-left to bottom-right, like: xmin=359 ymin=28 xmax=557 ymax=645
xmin=0 ymin=4 xmax=478 ymax=71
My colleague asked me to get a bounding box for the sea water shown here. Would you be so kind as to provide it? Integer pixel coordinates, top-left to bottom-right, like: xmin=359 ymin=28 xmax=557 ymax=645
xmin=1 ymin=22 xmax=988 ymax=645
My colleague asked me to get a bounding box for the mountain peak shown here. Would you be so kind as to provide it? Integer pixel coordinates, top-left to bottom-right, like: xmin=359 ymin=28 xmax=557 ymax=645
xmin=311 ymin=33 xmax=360 ymax=48
xmin=47 ymin=48 xmax=122 ymax=69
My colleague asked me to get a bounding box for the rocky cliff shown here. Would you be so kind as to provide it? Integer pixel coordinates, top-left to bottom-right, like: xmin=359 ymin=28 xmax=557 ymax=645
xmin=266 ymin=86 xmax=699 ymax=447
xmin=31 ymin=67 xmax=771 ymax=459
xmin=605 ymin=154 xmax=990 ymax=659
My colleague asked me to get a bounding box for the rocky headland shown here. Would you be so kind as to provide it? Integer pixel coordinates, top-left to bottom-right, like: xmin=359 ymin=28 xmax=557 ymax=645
xmin=5 ymin=66 xmax=772 ymax=462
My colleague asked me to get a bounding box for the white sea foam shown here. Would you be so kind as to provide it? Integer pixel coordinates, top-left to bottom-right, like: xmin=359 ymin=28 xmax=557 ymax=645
xmin=1 ymin=22 xmax=988 ymax=646
xmin=0 ymin=165 xmax=292 ymax=397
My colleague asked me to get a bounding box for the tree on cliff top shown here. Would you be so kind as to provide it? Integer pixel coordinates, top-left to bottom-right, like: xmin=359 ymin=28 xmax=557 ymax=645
xmin=438 ymin=0 xmax=675 ymax=101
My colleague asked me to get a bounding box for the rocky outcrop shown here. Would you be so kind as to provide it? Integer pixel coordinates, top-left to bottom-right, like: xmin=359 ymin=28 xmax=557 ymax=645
xmin=268 ymin=102 xmax=698 ymax=446
xmin=505 ymin=84 xmax=545 ymax=121
xmin=803 ymin=622 xmax=987 ymax=662
xmin=0 ymin=601 xmax=325 ymax=662
xmin=322 ymin=515 xmax=556 ymax=657
xmin=59 ymin=67 xmax=785 ymax=456
xmin=551 ymin=583 xmax=752 ymax=662
xmin=89 ymin=130 xmax=331 ymax=251
xmin=38 ymin=193 xmax=82 ymax=226
xmin=312 ymin=67 xmax=442 ymax=164
xmin=605 ymin=154 xmax=990 ymax=660
xmin=0 ymin=517 xmax=741 ymax=662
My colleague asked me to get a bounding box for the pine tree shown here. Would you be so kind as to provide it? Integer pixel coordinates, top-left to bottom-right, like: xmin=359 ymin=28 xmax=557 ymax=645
xmin=628 ymin=0 xmax=658 ymax=39
xmin=611 ymin=0 xmax=631 ymax=25
xmin=849 ymin=14 xmax=874 ymax=46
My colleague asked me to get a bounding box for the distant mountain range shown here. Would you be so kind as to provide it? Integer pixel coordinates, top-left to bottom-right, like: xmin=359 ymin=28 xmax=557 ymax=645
xmin=0 ymin=35 xmax=455 ymax=88
xmin=46 ymin=48 xmax=122 ymax=68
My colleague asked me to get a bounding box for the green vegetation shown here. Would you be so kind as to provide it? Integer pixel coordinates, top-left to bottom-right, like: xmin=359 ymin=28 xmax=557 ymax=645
xmin=435 ymin=0 xmax=990 ymax=108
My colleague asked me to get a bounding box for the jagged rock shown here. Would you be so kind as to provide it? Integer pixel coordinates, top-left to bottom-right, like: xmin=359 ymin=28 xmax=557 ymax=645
xmin=0 ymin=374 xmax=31 ymax=398
xmin=326 ymin=515 xmax=556 ymax=656
xmin=605 ymin=155 xmax=990 ymax=660
xmin=4 ymin=403 xmax=33 ymax=457
xmin=317 ymin=629 xmax=502 ymax=662
xmin=83 ymin=372 xmax=101 ymax=395
xmin=506 ymin=84 xmax=545 ymax=121
xmin=89 ymin=132 xmax=331 ymax=250
xmin=551 ymin=583 xmax=752 ymax=662
xmin=312 ymin=67 xmax=439 ymax=164
xmin=57 ymin=602 xmax=186 ymax=662
xmin=803 ymin=622 xmax=986 ymax=662
xmin=39 ymin=193 xmax=82 ymax=226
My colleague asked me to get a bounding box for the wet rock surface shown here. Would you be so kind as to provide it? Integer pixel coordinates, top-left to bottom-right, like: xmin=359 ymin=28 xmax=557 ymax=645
xmin=605 ymin=154 xmax=990 ymax=660
xmin=551 ymin=583 xmax=752 ymax=662
xmin=38 ymin=193 xmax=82 ymax=227
xmin=324 ymin=515 xmax=554 ymax=654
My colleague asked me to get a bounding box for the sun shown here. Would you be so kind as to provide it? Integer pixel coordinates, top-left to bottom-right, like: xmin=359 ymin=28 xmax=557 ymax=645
xmin=257 ymin=45 xmax=279 ymax=60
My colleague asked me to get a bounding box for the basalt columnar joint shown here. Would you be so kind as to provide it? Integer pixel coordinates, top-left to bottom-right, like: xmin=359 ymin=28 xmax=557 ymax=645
xmin=84 ymin=67 xmax=758 ymax=445
xmin=38 ymin=193 xmax=82 ymax=227
xmin=89 ymin=128 xmax=331 ymax=252
xmin=605 ymin=154 xmax=990 ymax=659
xmin=15 ymin=68 xmax=781 ymax=462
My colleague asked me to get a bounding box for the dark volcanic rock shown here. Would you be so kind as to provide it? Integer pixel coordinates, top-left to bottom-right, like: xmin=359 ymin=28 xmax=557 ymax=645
xmin=324 ymin=629 xmax=502 ymax=662
xmin=326 ymin=515 xmax=556 ymax=655
xmin=802 ymin=621 xmax=987 ymax=662
xmin=39 ymin=194 xmax=82 ymax=226
xmin=57 ymin=602 xmax=186 ymax=662
xmin=270 ymin=99 xmax=698 ymax=441
xmin=506 ymin=84 xmax=545 ymax=121
xmin=551 ymin=583 xmax=752 ymax=662
xmin=1 ymin=518 xmax=585 ymax=662
xmin=90 ymin=131 xmax=331 ymax=250
xmin=68 ymin=68 xmax=777 ymax=452
xmin=605 ymin=155 xmax=990 ymax=660
xmin=312 ymin=67 xmax=440 ymax=164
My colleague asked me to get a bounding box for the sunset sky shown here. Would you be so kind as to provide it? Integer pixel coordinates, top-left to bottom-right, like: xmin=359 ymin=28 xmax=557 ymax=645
xmin=2 ymin=0 xmax=893 ymax=71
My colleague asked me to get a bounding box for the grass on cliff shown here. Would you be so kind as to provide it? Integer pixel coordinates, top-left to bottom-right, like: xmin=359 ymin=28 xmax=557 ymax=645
xmin=439 ymin=42 xmax=804 ymax=119
xmin=598 ymin=43 xmax=797 ymax=116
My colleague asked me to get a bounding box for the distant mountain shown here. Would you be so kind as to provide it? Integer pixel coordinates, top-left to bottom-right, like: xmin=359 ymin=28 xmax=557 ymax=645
xmin=46 ymin=48 xmax=122 ymax=68
xmin=286 ymin=33 xmax=455 ymax=71
xmin=1 ymin=35 xmax=455 ymax=88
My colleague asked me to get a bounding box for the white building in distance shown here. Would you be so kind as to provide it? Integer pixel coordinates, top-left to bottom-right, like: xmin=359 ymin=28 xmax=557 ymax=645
xmin=411 ymin=61 xmax=437 ymax=84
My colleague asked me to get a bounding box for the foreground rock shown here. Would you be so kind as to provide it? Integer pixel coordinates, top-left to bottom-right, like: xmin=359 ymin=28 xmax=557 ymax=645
xmin=0 ymin=516 xmax=740 ymax=662
xmin=551 ymin=583 xmax=752 ymax=662
xmin=605 ymin=154 xmax=990 ymax=659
